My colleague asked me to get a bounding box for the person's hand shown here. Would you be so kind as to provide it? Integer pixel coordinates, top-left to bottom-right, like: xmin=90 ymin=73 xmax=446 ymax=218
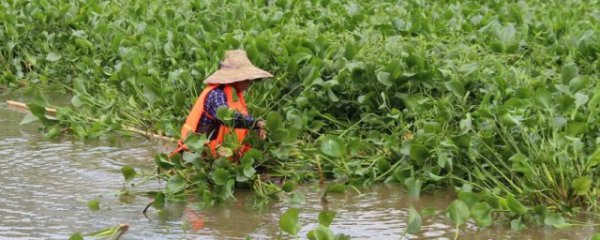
xmin=259 ymin=128 xmax=267 ymax=140
xmin=256 ymin=120 xmax=267 ymax=140
xmin=256 ymin=120 xmax=266 ymax=129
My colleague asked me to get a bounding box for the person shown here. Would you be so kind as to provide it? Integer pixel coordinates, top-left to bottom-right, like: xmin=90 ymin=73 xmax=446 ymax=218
xmin=170 ymin=50 xmax=272 ymax=160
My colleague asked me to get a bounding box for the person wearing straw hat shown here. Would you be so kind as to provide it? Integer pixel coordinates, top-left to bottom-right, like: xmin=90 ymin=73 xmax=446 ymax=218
xmin=170 ymin=50 xmax=273 ymax=160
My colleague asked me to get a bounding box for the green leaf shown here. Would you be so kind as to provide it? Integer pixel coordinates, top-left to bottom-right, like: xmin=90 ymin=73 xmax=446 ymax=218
xmin=591 ymin=233 xmax=600 ymax=240
xmin=571 ymin=176 xmax=592 ymax=195
xmin=569 ymin=76 xmax=588 ymax=93
xmin=212 ymin=168 xmax=230 ymax=186
xmin=510 ymin=218 xmax=527 ymax=231
xmin=409 ymin=144 xmax=429 ymax=162
xmin=452 ymin=134 xmax=471 ymax=148
xmin=470 ymin=202 xmax=492 ymax=227
xmin=68 ymin=233 xmax=84 ymax=240
xmin=588 ymin=149 xmax=600 ymax=168
xmin=164 ymin=41 xmax=176 ymax=57
xmin=325 ymin=183 xmax=346 ymax=194
xmin=544 ymin=213 xmax=570 ymax=229
xmin=344 ymin=41 xmax=357 ymax=60
xmin=307 ymin=230 xmax=316 ymax=240
xmin=87 ymin=224 xmax=129 ymax=238
xmin=44 ymin=127 xmax=60 ymax=139
xmin=498 ymin=24 xmax=516 ymax=43
xmin=459 ymin=63 xmax=479 ymax=76
xmin=121 ymin=166 xmax=137 ymax=182
xmin=510 ymin=153 xmax=531 ymax=173
xmin=289 ymin=192 xmax=306 ymax=205
xmin=279 ymin=208 xmax=301 ymax=236
xmin=574 ymin=92 xmax=589 ymax=108
xmin=153 ymin=192 xmax=165 ymax=209
xmin=334 ymin=234 xmax=351 ymax=240
xmin=182 ymin=151 xmax=201 ymax=164
xmin=71 ymin=95 xmax=84 ymax=108
xmin=266 ymin=111 xmax=282 ymax=131
xmin=166 ymin=175 xmax=185 ymax=195
xmin=313 ymin=225 xmax=335 ymax=240
xmin=155 ymin=153 xmax=175 ymax=170
xmin=404 ymin=177 xmax=422 ymax=198
xmin=242 ymin=164 xmax=256 ymax=178
xmin=31 ymin=89 xmax=49 ymax=106
xmin=444 ymin=80 xmax=465 ymax=98
xmin=87 ymin=199 xmax=100 ymax=211
xmin=484 ymin=195 xmax=501 ymax=210
xmin=561 ymin=62 xmax=578 ymax=84
xmin=407 ymin=207 xmax=422 ymax=234
xmin=376 ymin=71 xmax=392 ymax=88
xmin=27 ymin=103 xmax=47 ymax=118
xmin=73 ymin=77 xmax=88 ymax=94
xmin=327 ymin=89 xmax=339 ymax=102
xmin=506 ymin=195 xmax=527 ymax=215
xmin=533 ymin=88 xmax=552 ymax=109
xmin=532 ymin=205 xmax=548 ymax=225
xmin=589 ymin=90 xmax=600 ymax=110
xmin=183 ymin=134 xmax=208 ymax=153
xmin=500 ymin=112 xmax=521 ymax=127
xmin=318 ymin=210 xmax=337 ymax=227
xmin=458 ymin=191 xmax=480 ymax=208
xmin=320 ymin=136 xmax=345 ymax=158
xmin=420 ymin=207 xmax=438 ymax=218
xmin=45 ymin=52 xmax=62 ymax=62
xmin=241 ymin=149 xmax=263 ymax=163
xmin=20 ymin=112 xmax=39 ymax=125
xmin=26 ymin=103 xmax=52 ymax=126
xmin=216 ymin=106 xmax=235 ymax=126
xmin=376 ymin=158 xmax=391 ymax=172
xmin=282 ymin=181 xmax=296 ymax=192
xmin=567 ymin=122 xmax=586 ymax=137
xmin=447 ymin=199 xmax=470 ymax=226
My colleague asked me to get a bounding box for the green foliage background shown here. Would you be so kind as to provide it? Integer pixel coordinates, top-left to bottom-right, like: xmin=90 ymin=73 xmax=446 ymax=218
xmin=2 ymin=0 xmax=600 ymax=226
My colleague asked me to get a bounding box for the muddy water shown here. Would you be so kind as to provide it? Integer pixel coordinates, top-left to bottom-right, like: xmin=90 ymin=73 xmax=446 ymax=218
xmin=0 ymin=98 xmax=597 ymax=239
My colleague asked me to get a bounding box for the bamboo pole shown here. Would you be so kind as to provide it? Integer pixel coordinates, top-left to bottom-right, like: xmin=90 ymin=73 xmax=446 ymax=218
xmin=121 ymin=126 xmax=176 ymax=142
xmin=6 ymin=100 xmax=57 ymax=116
xmin=6 ymin=100 xmax=176 ymax=142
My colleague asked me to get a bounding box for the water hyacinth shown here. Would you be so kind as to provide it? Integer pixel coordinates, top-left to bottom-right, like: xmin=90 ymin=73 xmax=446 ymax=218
xmin=2 ymin=0 xmax=600 ymax=233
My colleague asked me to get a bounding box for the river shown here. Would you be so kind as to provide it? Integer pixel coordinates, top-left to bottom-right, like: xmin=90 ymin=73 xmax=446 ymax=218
xmin=0 ymin=97 xmax=597 ymax=239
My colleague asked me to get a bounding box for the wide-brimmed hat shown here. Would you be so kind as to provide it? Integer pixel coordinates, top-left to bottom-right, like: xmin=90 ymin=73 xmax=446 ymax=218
xmin=203 ymin=50 xmax=273 ymax=84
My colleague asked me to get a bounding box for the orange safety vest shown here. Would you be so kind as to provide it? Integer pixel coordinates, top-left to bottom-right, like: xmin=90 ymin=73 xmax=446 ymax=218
xmin=170 ymin=84 xmax=250 ymax=159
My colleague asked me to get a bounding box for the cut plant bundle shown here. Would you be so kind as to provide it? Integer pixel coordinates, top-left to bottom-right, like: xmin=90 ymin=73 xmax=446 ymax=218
xmin=2 ymin=0 xmax=600 ymax=232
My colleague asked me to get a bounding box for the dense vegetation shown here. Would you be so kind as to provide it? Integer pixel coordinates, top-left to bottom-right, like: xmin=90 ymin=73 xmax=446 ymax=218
xmin=2 ymin=0 xmax=600 ymax=233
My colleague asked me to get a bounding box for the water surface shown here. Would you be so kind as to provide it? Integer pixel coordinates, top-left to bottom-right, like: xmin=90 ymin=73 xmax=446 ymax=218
xmin=0 ymin=98 xmax=597 ymax=239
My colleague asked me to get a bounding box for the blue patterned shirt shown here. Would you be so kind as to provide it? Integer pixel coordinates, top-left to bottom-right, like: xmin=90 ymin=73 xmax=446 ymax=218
xmin=197 ymin=87 xmax=257 ymax=131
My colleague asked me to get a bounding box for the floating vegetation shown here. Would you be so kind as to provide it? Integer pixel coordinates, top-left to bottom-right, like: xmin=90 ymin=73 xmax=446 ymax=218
xmin=278 ymin=208 xmax=350 ymax=240
xmin=3 ymin=0 xmax=600 ymax=234
xmin=69 ymin=224 xmax=129 ymax=240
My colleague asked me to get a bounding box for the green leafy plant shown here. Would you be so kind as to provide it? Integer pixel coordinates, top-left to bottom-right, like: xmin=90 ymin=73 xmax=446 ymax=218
xmin=3 ymin=0 xmax=600 ymax=234
xmin=277 ymin=208 xmax=350 ymax=240
xmin=279 ymin=208 xmax=301 ymax=237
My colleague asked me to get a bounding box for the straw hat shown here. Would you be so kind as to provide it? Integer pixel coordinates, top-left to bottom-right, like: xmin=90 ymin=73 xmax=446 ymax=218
xmin=204 ymin=50 xmax=273 ymax=84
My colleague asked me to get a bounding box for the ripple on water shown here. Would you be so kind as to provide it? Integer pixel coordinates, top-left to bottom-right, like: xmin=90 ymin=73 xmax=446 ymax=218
xmin=1 ymin=105 xmax=597 ymax=239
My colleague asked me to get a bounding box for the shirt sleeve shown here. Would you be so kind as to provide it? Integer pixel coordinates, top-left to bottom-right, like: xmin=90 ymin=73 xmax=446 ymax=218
xmin=206 ymin=88 xmax=258 ymax=129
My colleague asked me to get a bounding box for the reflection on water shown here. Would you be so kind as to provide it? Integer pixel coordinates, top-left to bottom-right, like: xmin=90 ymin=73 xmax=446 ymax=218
xmin=0 ymin=99 xmax=597 ymax=239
